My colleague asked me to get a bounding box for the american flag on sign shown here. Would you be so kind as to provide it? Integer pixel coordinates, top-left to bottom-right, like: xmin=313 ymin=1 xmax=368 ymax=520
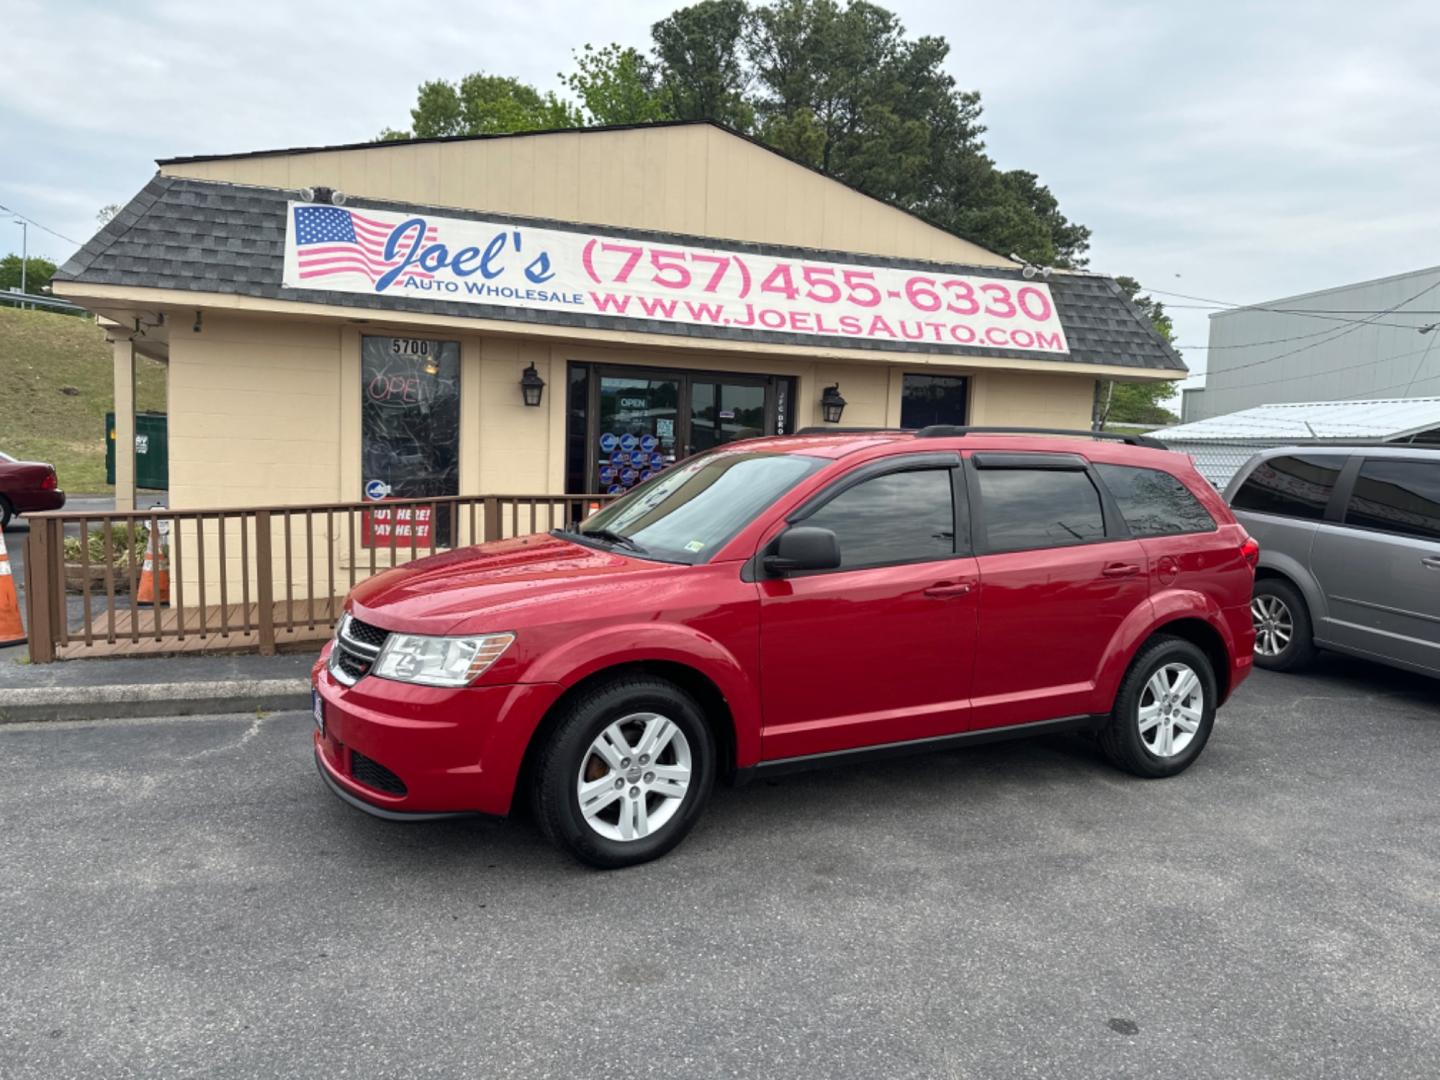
xmin=292 ymin=206 xmax=438 ymax=284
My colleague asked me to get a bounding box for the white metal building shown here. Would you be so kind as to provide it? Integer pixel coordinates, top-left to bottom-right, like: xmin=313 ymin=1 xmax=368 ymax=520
xmin=1157 ymin=397 xmax=1440 ymax=489
xmin=1184 ymin=266 xmax=1440 ymax=422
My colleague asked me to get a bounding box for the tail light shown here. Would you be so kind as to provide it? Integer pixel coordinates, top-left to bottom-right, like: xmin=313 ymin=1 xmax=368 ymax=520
xmin=41 ymin=469 xmax=57 ymax=491
xmin=1241 ymin=536 xmax=1260 ymax=568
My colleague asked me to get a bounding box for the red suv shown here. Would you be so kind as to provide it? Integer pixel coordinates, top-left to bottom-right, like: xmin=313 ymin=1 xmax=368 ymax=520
xmin=313 ymin=427 xmax=1257 ymax=867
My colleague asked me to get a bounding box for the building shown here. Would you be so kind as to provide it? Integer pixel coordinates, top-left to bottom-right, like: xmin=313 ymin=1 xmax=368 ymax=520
xmin=52 ymin=121 xmax=1181 ymax=515
xmin=1158 ymin=397 xmax=1440 ymax=489
xmin=1184 ymin=265 xmax=1440 ymax=422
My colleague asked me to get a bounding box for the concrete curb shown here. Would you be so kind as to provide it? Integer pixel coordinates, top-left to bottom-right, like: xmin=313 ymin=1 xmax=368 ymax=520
xmin=0 ymin=678 xmax=312 ymax=724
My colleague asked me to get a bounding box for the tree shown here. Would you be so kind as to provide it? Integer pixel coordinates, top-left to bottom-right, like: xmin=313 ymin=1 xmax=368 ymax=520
xmin=1094 ymin=276 xmax=1181 ymax=428
xmin=97 ymin=204 xmax=121 ymax=226
xmin=387 ymin=72 xmax=580 ymax=140
xmin=651 ymin=0 xmax=755 ymax=129
xmin=562 ymin=44 xmax=670 ymax=125
xmin=0 ymin=253 xmax=57 ymax=293
xmin=378 ymin=1 xmax=1089 ymax=266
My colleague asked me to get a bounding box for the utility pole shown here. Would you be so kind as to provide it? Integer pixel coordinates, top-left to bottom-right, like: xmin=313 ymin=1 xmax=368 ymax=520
xmin=13 ymin=219 xmax=26 ymax=294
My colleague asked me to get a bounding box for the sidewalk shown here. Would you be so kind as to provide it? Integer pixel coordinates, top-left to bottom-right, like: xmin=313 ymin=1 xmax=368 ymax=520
xmin=0 ymin=649 xmax=316 ymax=723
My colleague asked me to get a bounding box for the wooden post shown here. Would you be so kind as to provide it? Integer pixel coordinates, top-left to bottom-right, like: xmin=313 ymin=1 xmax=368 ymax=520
xmin=254 ymin=510 xmax=275 ymax=655
xmin=23 ymin=519 xmax=55 ymax=663
xmin=483 ymin=496 xmax=500 ymax=544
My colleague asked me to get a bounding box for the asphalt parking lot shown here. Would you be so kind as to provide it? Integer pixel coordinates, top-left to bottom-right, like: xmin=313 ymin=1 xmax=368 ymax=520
xmin=2 ymin=659 xmax=1437 ymax=1079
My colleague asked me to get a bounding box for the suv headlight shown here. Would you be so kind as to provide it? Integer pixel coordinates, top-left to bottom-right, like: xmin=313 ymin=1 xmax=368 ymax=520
xmin=371 ymin=632 xmax=516 ymax=687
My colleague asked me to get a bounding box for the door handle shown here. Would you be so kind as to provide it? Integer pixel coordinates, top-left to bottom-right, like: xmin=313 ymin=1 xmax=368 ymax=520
xmin=1422 ymin=557 xmax=1440 ymax=571
xmin=1102 ymin=563 xmax=1142 ymax=579
xmin=923 ymin=582 xmax=973 ymax=599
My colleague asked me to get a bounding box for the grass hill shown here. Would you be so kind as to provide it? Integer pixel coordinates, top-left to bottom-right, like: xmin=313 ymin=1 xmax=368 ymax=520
xmin=1 ymin=306 xmax=166 ymax=493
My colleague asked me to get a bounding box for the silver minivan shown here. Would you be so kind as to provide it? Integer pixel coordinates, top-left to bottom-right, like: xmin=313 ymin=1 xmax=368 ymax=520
xmin=1225 ymin=446 xmax=1440 ymax=677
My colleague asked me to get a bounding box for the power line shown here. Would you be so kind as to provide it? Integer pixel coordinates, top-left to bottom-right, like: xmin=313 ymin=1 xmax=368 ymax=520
xmin=1400 ymin=332 xmax=1440 ymax=398
xmin=1196 ymin=337 xmax=1440 ymax=395
xmin=1179 ymin=276 xmax=1440 ymax=384
xmin=0 ymin=202 xmax=82 ymax=248
xmin=1176 ymin=323 xmax=1385 ymax=351
xmin=1145 ymin=284 xmax=1440 ymax=319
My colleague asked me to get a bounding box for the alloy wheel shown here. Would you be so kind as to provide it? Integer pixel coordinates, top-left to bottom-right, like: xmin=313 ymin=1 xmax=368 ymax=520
xmin=575 ymin=712 xmax=692 ymax=842
xmin=1138 ymin=662 xmax=1204 ymax=759
xmin=1251 ymin=594 xmax=1294 ymax=658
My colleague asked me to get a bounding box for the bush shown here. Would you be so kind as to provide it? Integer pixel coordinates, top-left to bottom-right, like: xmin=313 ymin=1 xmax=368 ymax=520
xmin=63 ymin=524 xmax=154 ymax=566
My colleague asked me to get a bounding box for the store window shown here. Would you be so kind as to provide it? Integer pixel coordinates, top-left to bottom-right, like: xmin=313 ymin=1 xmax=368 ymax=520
xmin=901 ymin=374 xmax=968 ymax=429
xmin=361 ymin=336 xmax=460 ymax=544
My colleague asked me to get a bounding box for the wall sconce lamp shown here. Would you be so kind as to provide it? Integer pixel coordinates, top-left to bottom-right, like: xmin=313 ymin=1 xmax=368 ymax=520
xmin=520 ymin=362 xmax=546 ymax=407
xmin=820 ymin=383 xmax=847 ymax=424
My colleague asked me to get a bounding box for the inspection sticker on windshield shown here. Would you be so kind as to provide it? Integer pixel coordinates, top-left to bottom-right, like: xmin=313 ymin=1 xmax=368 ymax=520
xmin=684 ymin=540 xmax=706 ymax=553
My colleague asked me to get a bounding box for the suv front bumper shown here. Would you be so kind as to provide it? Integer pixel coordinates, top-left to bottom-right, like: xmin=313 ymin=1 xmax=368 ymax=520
xmin=311 ymin=643 xmax=563 ymax=817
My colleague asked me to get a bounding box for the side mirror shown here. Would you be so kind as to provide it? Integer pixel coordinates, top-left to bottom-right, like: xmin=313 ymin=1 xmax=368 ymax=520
xmin=763 ymin=526 xmax=841 ymax=576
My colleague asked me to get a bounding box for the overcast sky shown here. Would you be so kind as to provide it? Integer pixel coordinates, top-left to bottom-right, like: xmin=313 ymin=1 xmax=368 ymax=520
xmin=4 ymin=0 xmax=1439 ymax=389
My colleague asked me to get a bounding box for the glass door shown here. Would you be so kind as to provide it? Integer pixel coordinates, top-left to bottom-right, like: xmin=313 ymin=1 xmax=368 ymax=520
xmin=585 ymin=367 xmax=795 ymax=494
xmin=595 ymin=373 xmax=681 ymax=495
xmin=688 ymin=380 xmax=769 ymax=454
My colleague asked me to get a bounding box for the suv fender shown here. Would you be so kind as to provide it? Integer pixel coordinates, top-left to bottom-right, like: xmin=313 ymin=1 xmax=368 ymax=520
xmin=521 ymin=622 xmax=762 ymax=766
xmin=1093 ymin=590 xmax=1239 ymax=710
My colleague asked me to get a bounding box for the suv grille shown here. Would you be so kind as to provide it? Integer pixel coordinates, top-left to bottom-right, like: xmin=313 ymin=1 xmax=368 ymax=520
xmin=345 ymin=616 xmax=389 ymax=649
xmin=330 ymin=614 xmax=390 ymax=686
xmin=350 ymin=750 xmax=407 ymax=796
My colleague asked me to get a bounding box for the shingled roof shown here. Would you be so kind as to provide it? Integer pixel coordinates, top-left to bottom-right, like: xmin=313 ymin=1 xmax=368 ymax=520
xmin=56 ymin=174 xmax=1185 ymax=373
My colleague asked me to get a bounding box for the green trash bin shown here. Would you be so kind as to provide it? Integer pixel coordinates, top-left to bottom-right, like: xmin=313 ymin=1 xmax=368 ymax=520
xmin=105 ymin=412 xmax=169 ymax=491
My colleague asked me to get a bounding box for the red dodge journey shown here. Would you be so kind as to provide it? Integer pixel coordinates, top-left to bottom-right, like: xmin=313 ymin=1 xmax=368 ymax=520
xmin=312 ymin=427 xmax=1257 ymax=867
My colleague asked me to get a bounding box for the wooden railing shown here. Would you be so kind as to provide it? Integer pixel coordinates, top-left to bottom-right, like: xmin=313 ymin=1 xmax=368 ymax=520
xmin=22 ymin=493 xmax=613 ymax=662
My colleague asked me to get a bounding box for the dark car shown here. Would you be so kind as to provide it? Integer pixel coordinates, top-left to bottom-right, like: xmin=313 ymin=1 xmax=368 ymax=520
xmin=0 ymin=450 xmax=65 ymax=530
xmin=313 ymin=427 xmax=1258 ymax=868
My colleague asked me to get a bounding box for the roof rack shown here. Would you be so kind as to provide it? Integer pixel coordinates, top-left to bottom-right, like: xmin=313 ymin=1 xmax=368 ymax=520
xmin=915 ymin=425 xmax=1168 ymax=450
xmin=792 ymin=426 xmax=912 ymax=435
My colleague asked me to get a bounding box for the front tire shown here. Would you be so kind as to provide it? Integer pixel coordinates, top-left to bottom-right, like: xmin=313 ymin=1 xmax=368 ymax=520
xmin=534 ymin=676 xmax=716 ymax=869
xmin=0 ymin=497 xmax=13 ymax=531
xmin=1100 ymin=636 xmax=1217 ymax=779
xmin=1251 ymin=578 xmax=1316 ymax=672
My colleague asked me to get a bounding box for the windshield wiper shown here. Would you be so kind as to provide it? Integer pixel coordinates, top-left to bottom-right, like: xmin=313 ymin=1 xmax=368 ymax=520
xmin=578 ymin=527 xmax=647 ymax=554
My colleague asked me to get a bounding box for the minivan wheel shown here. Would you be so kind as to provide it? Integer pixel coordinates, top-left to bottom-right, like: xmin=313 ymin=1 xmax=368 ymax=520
xmin=534 ymin=676 xmax=716 ymax=869
xmin=1100 ymin=636 xmax=1217 ymax=779
xmin=1251 ymin=578 xmax=1316 ymax=672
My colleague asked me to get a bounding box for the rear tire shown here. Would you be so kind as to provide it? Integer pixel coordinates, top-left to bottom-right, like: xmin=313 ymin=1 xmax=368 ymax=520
xmin=1251 ymin=578 xmax=1316 ymax=672
xmin=534 ymin=676 xmax=715 ymax=869
xmin=1100 ymin=636 xmax=1217 ymax=779
xmin=0 ymin=497 xmax=13 ymax=531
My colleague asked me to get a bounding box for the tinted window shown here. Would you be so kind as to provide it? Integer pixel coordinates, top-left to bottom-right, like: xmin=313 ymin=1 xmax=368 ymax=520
xmin=1343 ymin=459 xmax=1440 ymax=541
xmin=1231 ymin=455 xmax=1346 ymax=520
xmin=900 ymin=374 xmax=968 ymax=428
xmin=804 ymin=468 xmax=956 ymax=569
xmin=978 ymin=469 xmax=1105 ymax=552
xmin=1097 ymin=464 xmax=1216 ymax=537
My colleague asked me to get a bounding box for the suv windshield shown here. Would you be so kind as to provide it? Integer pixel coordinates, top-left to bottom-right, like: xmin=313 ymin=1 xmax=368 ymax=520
xmin=565 ymin=449 xmax=824 ymax=564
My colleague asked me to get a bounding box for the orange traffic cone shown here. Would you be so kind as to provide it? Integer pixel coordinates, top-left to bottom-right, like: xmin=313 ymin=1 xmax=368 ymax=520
xmin=0 ymin=529 xmax=24 ymax=647
xmin=135 ymin=525 xmax=170 ymax=607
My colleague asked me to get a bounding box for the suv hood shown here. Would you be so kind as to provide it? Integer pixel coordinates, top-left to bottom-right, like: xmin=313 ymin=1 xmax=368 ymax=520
xmin=347 ymin=532 xmax=681 ymax=635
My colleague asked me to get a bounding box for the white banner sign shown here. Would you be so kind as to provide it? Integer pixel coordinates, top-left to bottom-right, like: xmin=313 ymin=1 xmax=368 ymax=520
xmin=282 ymin=202 xmax=1069 ymax=355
